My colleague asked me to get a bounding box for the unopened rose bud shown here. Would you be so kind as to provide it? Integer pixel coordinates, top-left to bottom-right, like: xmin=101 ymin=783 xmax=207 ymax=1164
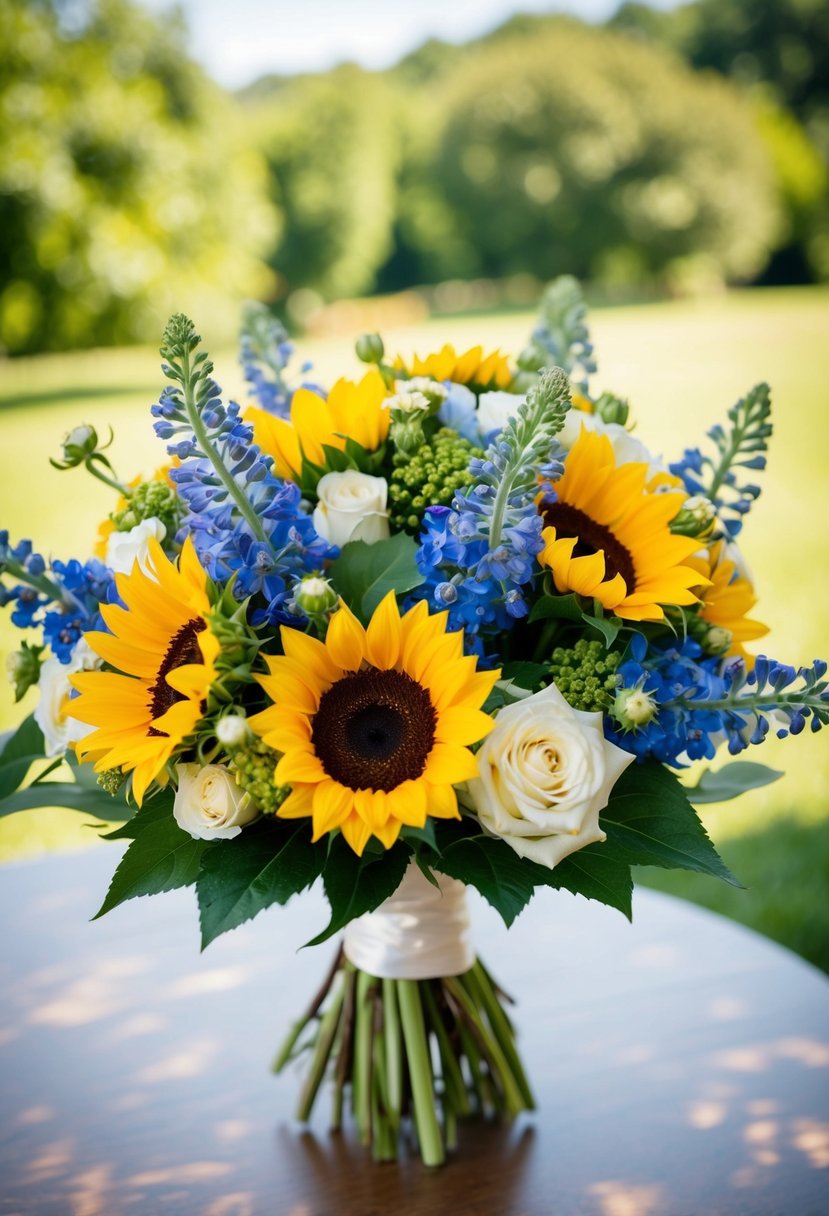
xmin=216 ymin=713 xmax=251 ymax=747
xmin=355 ymin=333 xmax=385 ymax=364
xmin=59 ymin=424 xmax=99 ymax=467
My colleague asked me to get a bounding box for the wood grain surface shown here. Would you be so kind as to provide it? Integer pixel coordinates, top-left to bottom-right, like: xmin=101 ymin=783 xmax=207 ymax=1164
xmin=0 ymin=845 xmax=827 ymax=1215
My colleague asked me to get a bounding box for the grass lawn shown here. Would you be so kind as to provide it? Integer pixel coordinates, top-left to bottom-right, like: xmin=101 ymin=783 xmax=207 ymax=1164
xmin=1 ymin=286 xmax=828 ymax=968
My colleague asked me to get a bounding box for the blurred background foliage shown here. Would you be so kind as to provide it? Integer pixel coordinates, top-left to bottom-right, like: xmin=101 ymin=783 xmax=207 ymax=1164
xmin=1 ymin=0 xmax=828 ymax=354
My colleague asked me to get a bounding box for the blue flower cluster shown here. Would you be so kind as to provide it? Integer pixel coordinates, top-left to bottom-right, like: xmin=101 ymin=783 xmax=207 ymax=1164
xmin=0 ymin=533 xmax=113 ymax=663
xmin=606 ymin=633 xmax=829 ymax=765
xmin=239 ymin=301 xmax=323 ymax=418
xmin=152 ymin=383 xmax=332 ymax=626
xmin=415 ymin=369 xmax=570 ymax=654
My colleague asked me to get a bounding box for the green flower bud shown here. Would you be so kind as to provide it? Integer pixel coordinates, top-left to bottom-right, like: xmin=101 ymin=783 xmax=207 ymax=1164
xmin=356 ymin=333 xmax=385 ymax=364
xmin=612 ymin=686 xmax=658 ymax=731
xmin=58 ymin=423 xmax=99 ymax=467
xmin=216 ymin=713 xmax=251 ymax=747
xmin=670 ymin=495 xmax=717 ymax=539
xmin=593 ymin=391 xmax=629 ymax=426
xmin=516 ymin=345 xmax=547 ymax=373
xmin=97 ymin=768 xmax=127 ymax=795
xmin=296 ymin=575 xmax=338 ymax=616
xmin=704 ymin=625 xmax=732 ymax=656
xmin=6 ymin=641 xmax=43 ymax=703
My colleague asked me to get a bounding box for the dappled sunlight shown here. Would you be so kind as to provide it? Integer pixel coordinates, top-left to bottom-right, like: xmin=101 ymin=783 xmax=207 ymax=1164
xmin=126 ymin=1162 xmax=234 ymax=1186
xmin=687 ymin=1099 xmax=728 ymax=1130
xmin=791 ymin=1118 xmax=829 ymax=1169
xmin=23 ymin=1138 xmax=74 ymax=1185
xmin=714 ymin=1037 xmax=829 ymax=1075
xmin=586 ymin=1180 xmax=667 ymax=1216
xmin=16 ymin=1104 xmax=56 ymax=1126
xmin=165 ymin=966 xmax=252 ymax=999
xmin=26 ymin=955 xmax=153 ymax=1028
xmin=134 ymin=1035 xmax=220 ymax=1084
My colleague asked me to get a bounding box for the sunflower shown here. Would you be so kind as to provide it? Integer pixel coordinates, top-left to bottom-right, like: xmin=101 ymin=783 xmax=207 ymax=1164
xmin=246 ymin=370 xmax=390 ymax=482
xmin=393 ymin=344 xmax=512 ymax=392
xmin=689 ymin=540 xmax=768 ymax=661
xmin=249 ymin=594 xmax=498 ymax=855
xmin=71 ymin=537 xmax=219 ymax=803
xmin=539 ymin=429 xmax=706 ymax=623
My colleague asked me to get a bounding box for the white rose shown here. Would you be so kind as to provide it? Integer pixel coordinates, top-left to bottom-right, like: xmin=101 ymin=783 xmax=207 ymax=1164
xmin=466 ymin=683 xmax=634 ymax=869
xmin=312 ymin=470 xmax=390 ymax=548
xmin=106 ymin=517 xmax=167 ymax=575
xmin=173 ymin=763 xmax=257 ymax=841
xmin=477 ymin=390 xmax=524 ymax=438
xmin=34 ymin=639 xmax=101 ymax=757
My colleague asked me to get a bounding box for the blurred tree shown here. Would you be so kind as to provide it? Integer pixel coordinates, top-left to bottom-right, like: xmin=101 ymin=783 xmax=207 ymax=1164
xmin=245 ymin=65 xmax=399 ymax=309
xmin=386 ymin=18 xmax=780 ymax=292
xmin=0 ymin=0 xmax=278 ymax=354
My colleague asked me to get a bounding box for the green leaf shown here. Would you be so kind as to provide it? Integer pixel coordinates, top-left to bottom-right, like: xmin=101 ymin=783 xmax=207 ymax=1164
xmin=306 ymin=835 xmax=411 ymax=946
xmin=101 ymin=793 xmax=174 ymax=838
xmin=536 ymin=846 xmax=633 ymax=918
xmin=328 ymin=533 xmax=424 ymax=621
xmin=581 ymin=610 xmax=621 ymax=647
xmin=0 ymin=781 xmax=129 ymax=821
xmin=500 ymin=661 xmax=547 ymax=690
xmin=401 ymin=820 xmax=441 ymax=854
xmin=94 ymin=802 xmax=210 ymax=918
xmin=687 ymin=761 xmax=784 ymax=805
xmin=0 ymin=714 xmax=45 ymax=800
xmin=433 ymin=834 xmax=538 ymax=927
xmin=196 ymin=820 xmax=325 ymax=948
xmin=529 ymin=592 xmax=584 ymax=625
xmin=600 ymin=762 xmax=739 ymax=885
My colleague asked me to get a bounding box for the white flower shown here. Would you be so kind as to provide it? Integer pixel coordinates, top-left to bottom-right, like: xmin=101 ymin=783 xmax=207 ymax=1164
xmin=466 ymin=683 xmax=634 ymax=869
xmin=312 ymin=470 xmax=390 ymax=548
xmin=34 ymin=639 xmax=101 ymax=757
xmin=216 ymin=715 xmax=251 ymax=747
xmin=105 ymin=517 xmax=166 ymax=575
xmin=384 ymin=390 xmax=431 ymax=415
xmin=173 ymin=763 xmax=257 ymax=840
xmin=477 ymin=390 xmax=524 ymax=437
xmin=560 ymin=412 xmax=669 ymax=482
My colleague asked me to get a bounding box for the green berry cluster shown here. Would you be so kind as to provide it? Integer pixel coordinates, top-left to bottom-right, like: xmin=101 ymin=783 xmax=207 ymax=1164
xmin=388 ymin=428 xmax=481 ymax=533
xmin=112 ymin=478 xmax=182 ymax=537
xmin=97 ymin=768 xmax=127 ymax=796
xmin=547 ymin=639 xmax=621 ymax=713
xmin=229 ymin=738 xmax=289 ymax=815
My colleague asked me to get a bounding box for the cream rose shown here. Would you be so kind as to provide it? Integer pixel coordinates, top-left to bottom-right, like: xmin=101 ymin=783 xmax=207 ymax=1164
xmin=466 ymin=683 xmax=634 ymax=869
xmin=173 ymin=763 xmax=258 ymax=840
xmin=312 ymin=470 xmax=390 ymax=548
xmin=34 ymin=639 xmax=101 ymax=757
xmin=105 ymin=517 xmax=166 ymax=575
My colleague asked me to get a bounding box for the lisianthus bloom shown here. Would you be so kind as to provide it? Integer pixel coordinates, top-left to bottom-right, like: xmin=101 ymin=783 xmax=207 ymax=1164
xmin=394 ymin=344 xmax=512 ymax=392
xmin=71 ymin=537 xmax=219 ymax=803
xmin=539 ymin=429 xmax=706 ymax=622
xmin=690 ymin=540 xmax=768 ymax=662
xmin=247 ymin=371 xmax=390 ymax=482
xmin=249 ymin=594 xmax=498 ymax=855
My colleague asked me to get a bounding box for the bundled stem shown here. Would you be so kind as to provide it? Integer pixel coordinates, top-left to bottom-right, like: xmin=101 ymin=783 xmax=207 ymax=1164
xmin=274 ymin=950 xmax=535 ymax=1166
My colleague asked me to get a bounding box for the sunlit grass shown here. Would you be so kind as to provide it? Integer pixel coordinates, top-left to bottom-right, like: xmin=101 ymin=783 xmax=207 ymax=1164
xmin=1 ymin=287 xmax=828 ymax=965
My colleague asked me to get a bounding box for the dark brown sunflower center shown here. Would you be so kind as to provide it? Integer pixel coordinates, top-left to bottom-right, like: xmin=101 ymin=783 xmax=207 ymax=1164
xmin=312 ymin=667 xmax=437 ymax=792
xmin=147 ymin=617 xmax=206 ymax=736
xmin=542 ymin=501 xmax=636 ymax=591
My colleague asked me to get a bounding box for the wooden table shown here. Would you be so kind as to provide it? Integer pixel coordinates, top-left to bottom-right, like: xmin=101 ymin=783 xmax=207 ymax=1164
xmin=1 ymin=845 xmax=827 ymax=1216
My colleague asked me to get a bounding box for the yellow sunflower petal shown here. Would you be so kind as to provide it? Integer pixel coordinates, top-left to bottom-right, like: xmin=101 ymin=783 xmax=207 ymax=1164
xmin=364 ymin=591 xmax=402 ymax=670
xmin=423 ymin=743 xmax=479 ymax=785
xmin=325 ymin=600 xmax=367 ymax=671
xmin=435 ymin=706 xmax=494 ymax=745
xmin=340 ymin=813 xmax=372 ymax=856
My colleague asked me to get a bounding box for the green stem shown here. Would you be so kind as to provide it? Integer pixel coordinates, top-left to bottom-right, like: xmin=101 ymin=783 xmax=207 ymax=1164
xmin=383 ymin=978 xmax=402 ymax=1132
xmin=85 ymin=456 xmax=130 ymax=497
xmin=352 ymin=971 xmax=375 ymax=1145
xmin=180 ymin=349 xmax=269 ymax=544
xmin=531 ymin=618 xmax=558 ymax=664
xmin=444 ymin=976 xmax=526 ymax=1118
xmin=295 ymin=974 xmax=345 ymax=1123
xmin=398 ymin=979 xmax=445 ymax=1168
xmin=466 ymin=962 xmax=535 ymax=1110
xmin=29 ymin=757 xmax=64 ymax=786
xmin=1 ymin=558 xmax=69 ymax=605
xmin=457 ymin=1020 xmax=492 ymax=1114
xmin=422 ymin=982 xmax=469 ymax=1116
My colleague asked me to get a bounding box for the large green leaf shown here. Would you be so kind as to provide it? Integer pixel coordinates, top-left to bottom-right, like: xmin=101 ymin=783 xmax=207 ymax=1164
xmin=433 ymin=834 xmax=539 ymax=927
xmin=196 ymin=820 xmax=326 ymax=949
xmin=687 ymin=761 xmax=783 ymax=804
xmin=328 ymin=533 xmax=424 ymax=621
xmin=306 ymin=835 xmax=411 ymax=946
xmin=0 ymin=714 xmax=45 ymax=800
xmin=537 ymin=845 xmax=633 ymax=918
xmin=0 ymin=781 xmax=129 ymax=821
xmin=600 ymin=762 xmax=739 ymax=885
xmin=94 ymin=802 xmax=211 ymax=918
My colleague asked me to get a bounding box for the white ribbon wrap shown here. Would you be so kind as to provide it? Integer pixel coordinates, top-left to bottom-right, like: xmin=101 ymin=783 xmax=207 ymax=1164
xmin=343 ymin=860 xmax=473 ymax=980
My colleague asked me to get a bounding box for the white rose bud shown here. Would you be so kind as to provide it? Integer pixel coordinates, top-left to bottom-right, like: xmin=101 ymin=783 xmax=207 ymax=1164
xmin=216 ymin=714 xmax=251 ymax=747
xmin=476 ymin=390 xmax=524 ymax=437
xmin=312 ymin=470 xmax=390 ymax=548
xmin=173 ymin=763 xmax=257 ymax=840
xmin=34 ymin=639 xmax=101 ymax=757
xmin=106 ymin=517 xmax=167 ymax=576
xmin=466 ymin=683 xmax=634 ymax=870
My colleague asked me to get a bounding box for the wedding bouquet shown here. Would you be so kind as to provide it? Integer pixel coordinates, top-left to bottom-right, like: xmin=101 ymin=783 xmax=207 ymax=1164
xmin=2 ymin=278 xmax=827 ymax=1166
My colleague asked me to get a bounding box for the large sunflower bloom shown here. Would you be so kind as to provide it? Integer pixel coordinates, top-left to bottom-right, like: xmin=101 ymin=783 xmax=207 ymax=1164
xmin=71 ymin=537 xmax=219 ymax=803
xmin=394 ymin=344 xmax=512 ymax=392
xmin=689 ymin=540 xmax=768 ymax=662
xmin=249 ymin=594 xmax=498 ymax=855
xmin=247 ymin=371 xmax=390 ymax=482
xmin=539 ymin=429 xmax=706 ymax=623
